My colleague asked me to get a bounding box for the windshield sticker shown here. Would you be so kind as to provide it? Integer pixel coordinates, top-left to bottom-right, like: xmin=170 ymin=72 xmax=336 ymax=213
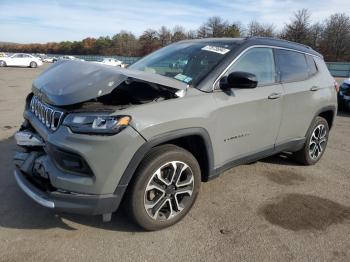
xmin=201 ymin=45 xmax=230 ymax=55
xmin=174 ymin=74 xmax=192 ymax=83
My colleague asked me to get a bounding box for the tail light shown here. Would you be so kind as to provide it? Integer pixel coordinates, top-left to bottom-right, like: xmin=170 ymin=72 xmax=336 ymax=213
xmin=334 ymin=81 xmax=340 ymax=93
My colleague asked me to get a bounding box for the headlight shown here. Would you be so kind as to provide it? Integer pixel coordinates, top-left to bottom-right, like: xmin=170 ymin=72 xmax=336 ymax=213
xmin=63 ymin=113 xmax=131 ymax=135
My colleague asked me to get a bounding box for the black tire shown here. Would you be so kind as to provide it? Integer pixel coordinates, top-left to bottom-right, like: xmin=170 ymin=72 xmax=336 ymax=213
xmin=293 ymin=116 xmax=329 ymax=165
xmin=30 ymin=61 xmax=37 ymax=68
xmin=0 ymin=60 xmax=6 ymax=67
xmin=125 ymin=144 xmax=201 ymax=231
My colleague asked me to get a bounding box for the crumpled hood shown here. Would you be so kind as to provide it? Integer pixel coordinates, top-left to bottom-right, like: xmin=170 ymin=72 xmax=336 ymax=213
xmin=32 ymin=60 xmax=187 ymax=106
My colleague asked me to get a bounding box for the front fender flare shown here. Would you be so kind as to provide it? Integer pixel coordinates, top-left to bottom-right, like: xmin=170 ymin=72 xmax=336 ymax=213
xmin=115 ymin=127 xmax=214 ymax=193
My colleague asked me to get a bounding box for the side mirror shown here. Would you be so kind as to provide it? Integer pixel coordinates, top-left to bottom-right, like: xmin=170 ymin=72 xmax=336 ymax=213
xmin=220 ymin=71 xmax=258 ymax=90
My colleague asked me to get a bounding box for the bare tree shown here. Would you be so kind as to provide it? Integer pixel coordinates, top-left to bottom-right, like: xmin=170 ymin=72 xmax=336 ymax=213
xmin=197 ymin=24 xmax=209 ymax=38
xmin=111 ymin=31 xmax=138 ymax=56
xmin=206 ymin=16 xmax=228 ymax=37
xmin=319 ymin=13 xmax=350 ymax=61
xmin=308 ymin=22 xmax=324 ymax=50
xmin=158 ymin=26 xmax=172 ymax=47
xmin=247 ymin=21 xmax=275 ymax=37
xmin=223 ymin=22 xmax=243 ymax=37
xmin=187 ymin=30 xmax=197 ymax=39
xmin=171 ymin=26 xmax=187 ymax=42
xmin=281 ymin=9 xmax=311 ymax=44
xmin=138 ymin=29 xmax=160 ymax=56
xmin=197 ymin=17 xmax=243 ymax=38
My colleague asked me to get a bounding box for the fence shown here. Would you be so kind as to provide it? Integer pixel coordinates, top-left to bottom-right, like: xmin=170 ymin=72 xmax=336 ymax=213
xmin=76 ymin=55 xmax=140 ymax=65
xmin=46 ymin=54 xmax=140 ymax=65
xmin=326 ymin=62 xmax=350 ymax=78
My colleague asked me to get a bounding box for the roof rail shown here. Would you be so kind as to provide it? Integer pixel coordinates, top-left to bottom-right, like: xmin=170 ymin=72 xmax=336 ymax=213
xmin=245 ymin=36 xmax=312 ymax=50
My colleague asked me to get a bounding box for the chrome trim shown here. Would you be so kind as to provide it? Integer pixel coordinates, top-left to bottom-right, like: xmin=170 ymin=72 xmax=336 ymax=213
xmin=30 ymin=96 xmax=64 ymax=131
xmin=14 ymin=170 xmax=55 ymax=208
xmin=212 ymin=44 xmax=322 ymax=90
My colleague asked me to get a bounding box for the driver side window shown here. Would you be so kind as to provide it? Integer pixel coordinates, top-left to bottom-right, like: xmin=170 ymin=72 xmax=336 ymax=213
xmin=227 ymin=47 xmax=276 ymax=86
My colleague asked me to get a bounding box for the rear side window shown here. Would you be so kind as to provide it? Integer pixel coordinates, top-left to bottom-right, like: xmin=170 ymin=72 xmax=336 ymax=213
xmin=275 ymin=49 xmax=308 ymax=82
xmin=305 ymin=55 xmax=317 ymax=76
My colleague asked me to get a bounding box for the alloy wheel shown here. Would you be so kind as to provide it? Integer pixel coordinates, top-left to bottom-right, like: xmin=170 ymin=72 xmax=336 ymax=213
xmin=309 ymin=124 xmax=327 ymax=160
xmin=144 ymin=161 xmax=194 ymax=221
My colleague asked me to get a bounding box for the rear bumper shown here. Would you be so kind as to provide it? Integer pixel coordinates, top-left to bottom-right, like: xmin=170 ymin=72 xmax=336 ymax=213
xmin=14 ymin=168 xmax=125 ymax=215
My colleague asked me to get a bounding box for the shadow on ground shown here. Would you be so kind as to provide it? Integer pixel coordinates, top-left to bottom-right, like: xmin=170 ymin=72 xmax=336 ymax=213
xmin=259 ymin=153 xmax=301 ymax=167
xmin=0 ymin=136 xmax=141 ymax=233
xmin=259 ymin=193 xmax=350 ymax=231
xmin=262 ymin=170 xmax=306 ymax=186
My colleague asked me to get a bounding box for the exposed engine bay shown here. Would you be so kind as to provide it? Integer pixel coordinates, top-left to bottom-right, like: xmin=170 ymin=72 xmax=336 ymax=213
xmin=32 ymin=60 xmax=187 ymax=107
xmin=62 ymin=80 xmax=179 ymax=112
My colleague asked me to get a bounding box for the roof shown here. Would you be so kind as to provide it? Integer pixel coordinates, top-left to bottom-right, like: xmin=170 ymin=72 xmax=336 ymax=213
xmin=244 ymin=37 xmax=322 ymax=57
xmin=178 ymin=37 xmax=322 ymax=58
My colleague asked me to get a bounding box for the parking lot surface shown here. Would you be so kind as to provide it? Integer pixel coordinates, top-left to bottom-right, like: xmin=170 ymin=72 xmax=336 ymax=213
xmin=0 ymin=65 xmax=349 ymax=262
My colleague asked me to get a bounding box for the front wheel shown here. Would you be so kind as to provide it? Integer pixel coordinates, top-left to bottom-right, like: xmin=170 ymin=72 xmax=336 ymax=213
xmin=293 ymin=116 xmax=329 ymax=165
xmin=126 ymin=145 xmax=201 ymax=231
xmin=30 ymin=61 xmax=37 ymax=68
xmin=0 ymin=60 xmax=6 ymax=67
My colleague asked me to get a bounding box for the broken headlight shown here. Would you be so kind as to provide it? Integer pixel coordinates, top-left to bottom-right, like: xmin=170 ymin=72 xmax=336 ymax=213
xmin=63 ymin=113 xmax=131 ymax=135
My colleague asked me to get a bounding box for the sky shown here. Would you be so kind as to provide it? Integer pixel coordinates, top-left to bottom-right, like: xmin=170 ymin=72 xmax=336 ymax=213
xmin=0 ymin=0 xmax=349 ymax=43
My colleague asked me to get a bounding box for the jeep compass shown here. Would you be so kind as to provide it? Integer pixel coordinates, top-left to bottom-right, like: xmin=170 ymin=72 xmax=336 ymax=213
xmin=14 ymin=37 xmax=337 ymax=230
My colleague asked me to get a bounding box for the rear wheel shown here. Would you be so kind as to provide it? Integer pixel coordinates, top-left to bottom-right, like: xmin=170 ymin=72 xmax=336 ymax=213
xmin=126 ymin=144 xmax=201 ymax=231
xmin=293 ymin=116 xmax=329 ymax=165
xmin=0 ymin=60 xmax=6 ymax=67
xmin=30 ymin=61 xmax=37 ymax=68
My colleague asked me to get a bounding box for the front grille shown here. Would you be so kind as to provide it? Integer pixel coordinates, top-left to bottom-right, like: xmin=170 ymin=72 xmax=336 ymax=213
xmin=30 ymin=96 xmax=64 ymax=131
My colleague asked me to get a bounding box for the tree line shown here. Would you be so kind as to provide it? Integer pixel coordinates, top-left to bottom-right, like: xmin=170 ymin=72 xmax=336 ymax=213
xmin=1 ymin=9 xmax=349 ymax=61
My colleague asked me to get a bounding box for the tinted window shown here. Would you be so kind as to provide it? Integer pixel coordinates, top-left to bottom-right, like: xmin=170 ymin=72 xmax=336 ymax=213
xmin=227 ymin=47 xmax=276 ymax=85
xmin=275 ymin=49 xmax=308 ymax=82
xmin=306 ymin=55 xmax=317 ymax=76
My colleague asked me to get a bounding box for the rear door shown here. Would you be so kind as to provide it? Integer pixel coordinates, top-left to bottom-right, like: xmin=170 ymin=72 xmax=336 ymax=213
xmin=274 ymin=49 xmax=319 ymax=145
xmin=22 ymin=54 xmax=32 ymax=66
xmin=213 ymin=47 xmax=284 ymax=166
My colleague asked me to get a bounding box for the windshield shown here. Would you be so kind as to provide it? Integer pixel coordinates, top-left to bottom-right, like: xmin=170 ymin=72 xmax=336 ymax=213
xmin=130 ymin=41 xmax=238 ymax=86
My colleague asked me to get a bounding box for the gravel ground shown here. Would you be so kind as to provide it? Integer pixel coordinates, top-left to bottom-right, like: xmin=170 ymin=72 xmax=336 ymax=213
xmin=0 ymin=65 xmax=350 ymax=262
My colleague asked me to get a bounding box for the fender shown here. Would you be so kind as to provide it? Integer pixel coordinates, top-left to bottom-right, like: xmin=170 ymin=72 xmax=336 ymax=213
xmin=114 ymin=127 xmax=215 ymax=195
xmin=310 ymin=105 xmax=337 ymax=132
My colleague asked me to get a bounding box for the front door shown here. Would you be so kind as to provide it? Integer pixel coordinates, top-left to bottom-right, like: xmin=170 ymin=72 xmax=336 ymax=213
xmin=212 ymin=47 xmax=283 ymax=167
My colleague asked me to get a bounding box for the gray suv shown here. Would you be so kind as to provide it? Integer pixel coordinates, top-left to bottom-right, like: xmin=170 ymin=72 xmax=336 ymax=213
xmin=14 ymin=37 xmax=337 ymax=230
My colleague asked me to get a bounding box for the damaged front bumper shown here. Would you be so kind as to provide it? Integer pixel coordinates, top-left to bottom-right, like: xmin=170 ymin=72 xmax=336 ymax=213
xmin=13 ymin=131 xmax=121 ymax=215
xmin=14 ymin=168 xmax=120 ymax=215
xmin=13 ymin=109 xmax=145 ymax=216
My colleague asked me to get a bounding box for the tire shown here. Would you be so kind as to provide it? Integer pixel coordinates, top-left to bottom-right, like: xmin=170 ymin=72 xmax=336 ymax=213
xmin=30 ymin=62 xmax=37 ymax=68
xmin=0 ymin=60 xmax=6 ymax=67
xmin=125 ymin=144 xmax=201 ymax=231
xmin=293 ymin=116 xmax=329 ymax=165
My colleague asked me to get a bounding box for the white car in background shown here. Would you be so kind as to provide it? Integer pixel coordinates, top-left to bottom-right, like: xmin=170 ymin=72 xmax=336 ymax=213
xmin=55 ymin=55 xmax=85 ymax=62
xmin=43 ymin=57 xmax=55 ymax=63
xmin=94 ymin=57 xmax=123 ymax=67
xmin=0 ymin=53 xmax=43 ymax=68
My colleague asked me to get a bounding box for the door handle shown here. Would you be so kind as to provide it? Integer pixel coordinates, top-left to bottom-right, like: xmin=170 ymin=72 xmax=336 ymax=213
xmin=268 ymin=92 xmax=282 ymax=99
xmin=310 ymin=86 xmax=320 ymax=91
